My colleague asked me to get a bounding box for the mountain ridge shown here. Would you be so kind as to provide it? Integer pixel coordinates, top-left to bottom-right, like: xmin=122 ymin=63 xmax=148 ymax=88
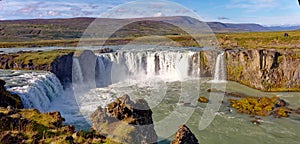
xmin=0 ymin=16 xmax=299 ymax=42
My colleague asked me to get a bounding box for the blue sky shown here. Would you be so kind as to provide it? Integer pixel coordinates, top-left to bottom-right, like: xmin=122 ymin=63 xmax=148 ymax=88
xmin=0 ymin=0 xmax=299 ymax=26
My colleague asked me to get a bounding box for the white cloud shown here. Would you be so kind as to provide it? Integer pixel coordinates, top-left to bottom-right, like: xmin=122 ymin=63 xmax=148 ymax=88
xmin=47 ymin=10 xmax=59 ymax=16
xmin=227 ymin=0 xmax=278 ymax=11
xmin=153 ymin=12 xmax=163 ymax=17
xmin=0 ymin=0 xmax=120 ymax=19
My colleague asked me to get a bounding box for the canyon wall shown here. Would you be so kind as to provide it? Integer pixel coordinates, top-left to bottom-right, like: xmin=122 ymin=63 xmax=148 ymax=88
xmin=225 ymin=48 xmax=300 ymax=91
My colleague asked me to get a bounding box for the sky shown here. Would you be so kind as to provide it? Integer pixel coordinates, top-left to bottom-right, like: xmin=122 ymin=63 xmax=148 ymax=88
xmin=0 ymin=0 xmax=299 ymax=26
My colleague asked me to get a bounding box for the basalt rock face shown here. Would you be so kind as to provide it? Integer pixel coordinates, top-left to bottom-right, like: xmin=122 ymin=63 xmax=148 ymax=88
xmin=225 ymin=49 xmax=300 ymax=91
xmin=77 ymin=50 xmax=97 ymax=87
xmin=197 ymin=50 xmax=216 ymax=77
xmin=0 ymin=79 xmax=23 ymax=108
xmin=171 ymin=125 xmax=199 ymax=144
xmin=50 ymin=52 xmax=74 ymax=88
xmin=90 ymin=94 xmax=158 ymax=144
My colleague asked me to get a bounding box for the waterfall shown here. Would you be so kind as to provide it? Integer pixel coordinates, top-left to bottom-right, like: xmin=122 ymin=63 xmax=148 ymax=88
xmin=8 ymin=73 xmax=63 ymax=112
xmin=94 ymin=50 xmax=200 ymax=87
xmin=212 ymin=52 xmax=226 ymax=82
xmin=72 ymin=58 xmax=84 ymax=84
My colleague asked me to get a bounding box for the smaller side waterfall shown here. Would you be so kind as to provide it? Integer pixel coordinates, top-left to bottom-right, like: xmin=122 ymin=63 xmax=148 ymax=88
xmin=212 ymin=52 xmax=226 ymax=82
xmin=8 ymin=73 xmax=63 ymax=112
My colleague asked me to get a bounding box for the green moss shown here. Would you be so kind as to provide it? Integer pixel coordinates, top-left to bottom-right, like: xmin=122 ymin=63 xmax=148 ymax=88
xmin=19 ymin=109 xmax=54 ymax=128
xmin=228 ymin=96 xmax=290 ymax=117
xmin=227 ymin=64 xmax=243 ymax=79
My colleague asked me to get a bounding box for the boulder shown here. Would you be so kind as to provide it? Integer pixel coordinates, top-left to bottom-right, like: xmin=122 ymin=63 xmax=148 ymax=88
xmin=198 ymin=96 xmax=209 ymax=103
xmin=171 ymin=125 xmax=199 ymax=144
xmin=90 ymin=94 xmax=158 ymax=144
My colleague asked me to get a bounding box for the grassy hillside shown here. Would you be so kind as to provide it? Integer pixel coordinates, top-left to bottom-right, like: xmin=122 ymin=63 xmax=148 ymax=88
xmin=0 ymin=16 xmax=299 ymax=49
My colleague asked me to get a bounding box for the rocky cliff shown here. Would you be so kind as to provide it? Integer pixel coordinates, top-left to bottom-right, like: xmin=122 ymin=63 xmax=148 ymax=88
xmin=225 ymin=48 xmax=300 ymax=91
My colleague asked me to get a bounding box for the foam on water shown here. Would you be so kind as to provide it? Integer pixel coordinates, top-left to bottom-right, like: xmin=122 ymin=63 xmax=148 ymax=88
xmin=0 ymin=70 xmax=63 ymax=112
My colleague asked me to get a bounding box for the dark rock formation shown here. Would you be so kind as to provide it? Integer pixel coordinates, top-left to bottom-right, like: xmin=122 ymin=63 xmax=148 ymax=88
xmin=94 ymin=48 xmax=113 ymax=53
xmin=50 ymin=52 xmax=74 ymax=88
xmin=0 ymin=79 xmax=23 ymax=108
xmin=171 ymin=125 xmax=199 ymax=144
xmin=225 ymin=48 xmax=300 ymax=91
xmin=90 ymin=94 xmax=158 ymax=144
xmin=77 ymin=50 xmax=97 ymax=86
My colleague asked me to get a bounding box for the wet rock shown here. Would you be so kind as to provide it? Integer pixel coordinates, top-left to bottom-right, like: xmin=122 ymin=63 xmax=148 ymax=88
xmin=50 ymin=52 xmax=74 ymax=89
xmin=198 ymin=96 xmax=209 ymax=103
xmin=95 ymin=48 xmax=113 ymax=53
xmin=90 ymin=94 xmax=158 ymax=144
xmin=251 ymin=118 xmax=261 ymax=125
xmin=295 ymin=108 xmax=300 ymax=115
xmin=171 ymin=125 xmax=199 ymax=144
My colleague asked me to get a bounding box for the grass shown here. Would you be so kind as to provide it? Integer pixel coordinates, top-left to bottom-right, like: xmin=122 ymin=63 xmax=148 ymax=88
xmin=12 ymin=49 xmax=74 ymax=66
xmin=0 ymin=17 xmax=299 ymax=49
xmin=0 ymin=30 xmax=299 ymax=49
xmin=216 ymin=30 xmax=300 ymax=49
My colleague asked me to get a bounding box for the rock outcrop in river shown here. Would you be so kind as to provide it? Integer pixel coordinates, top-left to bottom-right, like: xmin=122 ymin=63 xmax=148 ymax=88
xmin=225 ymin=48 xmax=300 ymax=91
xmin=171 ymin=125 xmax=199 ymax=144
xmin=90 ymin=94 xmax=158 ymax=144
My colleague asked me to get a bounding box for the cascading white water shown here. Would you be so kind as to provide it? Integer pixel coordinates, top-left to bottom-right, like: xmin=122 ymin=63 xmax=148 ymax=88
xmin=7 ymin=72 xmax=63 ymax=112
xmin=94 ymin=50 xmax=200 ymax=87
xmin=72 ymin=58 xmax=84 ymax=84
xmin=212 ymin=52 xmax=226 ymax=82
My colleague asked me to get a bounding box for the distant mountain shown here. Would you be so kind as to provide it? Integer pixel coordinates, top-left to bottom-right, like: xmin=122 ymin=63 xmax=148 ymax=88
xmin=207 ymin=22 xmax=269 ymax=32
xmin=267 ymin=25 xmax=300 ymax=31
xmin=0 ymin=16 xmax=299 ymax=42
